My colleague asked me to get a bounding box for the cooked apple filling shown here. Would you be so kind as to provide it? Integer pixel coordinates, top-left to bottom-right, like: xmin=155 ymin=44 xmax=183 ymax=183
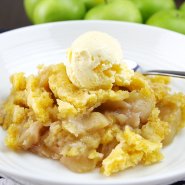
xmin=0 ymin=63 xmax=185 ymax=176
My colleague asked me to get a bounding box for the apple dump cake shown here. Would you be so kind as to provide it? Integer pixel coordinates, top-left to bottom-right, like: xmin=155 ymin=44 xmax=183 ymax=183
xmin=0 ymin=31 xmax=185 ymax=176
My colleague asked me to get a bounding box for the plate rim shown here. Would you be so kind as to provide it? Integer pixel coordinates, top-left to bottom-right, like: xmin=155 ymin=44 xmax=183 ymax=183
xmin=0 ymin=20 xmax=185 ymax=40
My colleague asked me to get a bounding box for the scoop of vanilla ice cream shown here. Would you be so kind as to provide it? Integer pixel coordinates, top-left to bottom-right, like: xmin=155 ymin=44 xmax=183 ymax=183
xmin=66 ymin=31 xmax=134 ymax=90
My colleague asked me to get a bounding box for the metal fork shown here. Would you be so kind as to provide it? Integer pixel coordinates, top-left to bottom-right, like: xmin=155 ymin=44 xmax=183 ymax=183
xmin=142 ymin=70 xmax=185 ymax=79
xmin=125 ymin=60 xmax=185 ymax=79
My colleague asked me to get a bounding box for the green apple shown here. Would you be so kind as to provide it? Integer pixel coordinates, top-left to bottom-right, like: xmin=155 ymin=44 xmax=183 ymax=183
xmin=83 ymin=0 xmax=105 ymax=10
xmin=24 ymin=0 xmax=43 ymax=22
xmin=130 ymin=0 xmax=176 ymax=22
xmin=147 ymin=10 xmax=185 ymax=34
xmin=85 ymin=0 xmax=142 ymax=23
xmin=33 ymin=0 xmax=86 ymax=24
xmin=180 ymin=2 xmax=185 ymax=12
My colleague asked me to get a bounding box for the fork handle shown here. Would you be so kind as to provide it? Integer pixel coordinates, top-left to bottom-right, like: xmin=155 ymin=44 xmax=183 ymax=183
xmin=143 ymin=70 xmax=185 ymax=79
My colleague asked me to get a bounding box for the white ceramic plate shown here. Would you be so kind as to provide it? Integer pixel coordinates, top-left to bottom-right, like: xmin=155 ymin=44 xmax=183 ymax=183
xmin=0 ymin=21 xmax=185 ymax=185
